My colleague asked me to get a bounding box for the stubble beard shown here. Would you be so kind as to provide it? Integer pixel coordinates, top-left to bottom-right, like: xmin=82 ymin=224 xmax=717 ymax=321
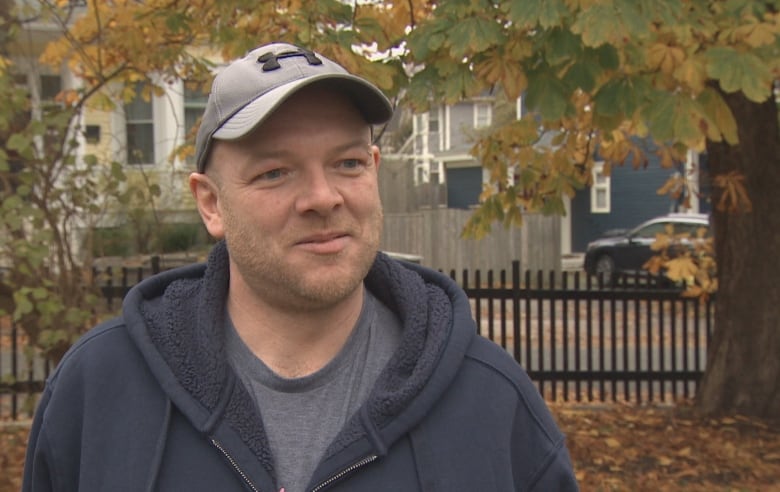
xmin=224 ymin=207 xmax=383 ymax=313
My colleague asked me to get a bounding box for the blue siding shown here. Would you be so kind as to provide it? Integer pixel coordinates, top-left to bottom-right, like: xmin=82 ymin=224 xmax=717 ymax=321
xmin=446 ymin=167 xmax=482 ymax=209
xmin=572 ymin=163 xmax=681 ymax=251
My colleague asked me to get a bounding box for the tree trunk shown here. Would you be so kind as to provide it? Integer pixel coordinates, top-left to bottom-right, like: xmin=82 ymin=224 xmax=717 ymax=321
xmin=696 ymin=87 xmax=780 ymax=419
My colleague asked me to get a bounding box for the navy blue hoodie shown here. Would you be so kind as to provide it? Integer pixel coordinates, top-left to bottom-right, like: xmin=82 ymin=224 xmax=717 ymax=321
xmin=23 ymin=242 xmax=578 ymax=491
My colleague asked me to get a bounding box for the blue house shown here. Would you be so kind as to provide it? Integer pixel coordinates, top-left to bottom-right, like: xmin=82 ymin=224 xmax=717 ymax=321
xmin=406 ymin=96 xmax=710 ymax=258
xmin=570 ymin=149 xmax=711 ymax=252
xmin=408 ymin=94 xmax=498 ymax=209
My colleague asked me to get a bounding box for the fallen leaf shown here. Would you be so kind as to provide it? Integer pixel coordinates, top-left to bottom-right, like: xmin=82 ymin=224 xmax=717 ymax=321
xmin=658 ymin=456 xmax=673 ymax=466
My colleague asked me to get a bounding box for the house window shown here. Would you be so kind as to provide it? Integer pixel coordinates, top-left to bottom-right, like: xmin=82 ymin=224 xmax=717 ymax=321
xmin=184 ymin=85 xmax=208 ymax=165
xmin=40 ymin=74 xmax=62 ymax=104
xmin=591 ymin=162 xmax=611 ymax=213
xmin=125 ymin=83 xmax=155 ymax=165
xmin=428 ymin=109 xmax=439 ymax=133
xmin=85 ymin=125 xmax=101 ymax=143
xmin=474 ymin=102 xmax=492 ymax=128
xmin=37 ymin=74 xmax=63 ymax=150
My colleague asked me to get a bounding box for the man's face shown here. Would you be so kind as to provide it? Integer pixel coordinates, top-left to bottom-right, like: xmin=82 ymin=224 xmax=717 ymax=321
xmin=193 ymin=86 xmax=383 ymax=312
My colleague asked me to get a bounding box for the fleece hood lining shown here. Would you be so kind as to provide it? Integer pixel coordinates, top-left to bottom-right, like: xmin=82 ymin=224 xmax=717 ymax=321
xmin=133 ymin=241 xmax=463 ymax=480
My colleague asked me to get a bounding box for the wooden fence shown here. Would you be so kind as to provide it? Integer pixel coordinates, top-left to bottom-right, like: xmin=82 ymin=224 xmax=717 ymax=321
xmin=381 ymin=208 xmax=561 ymax=274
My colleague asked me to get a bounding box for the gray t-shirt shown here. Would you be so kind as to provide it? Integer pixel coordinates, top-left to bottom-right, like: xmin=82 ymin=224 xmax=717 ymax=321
xmin=225 ymin=289 xmax=402 ymax=492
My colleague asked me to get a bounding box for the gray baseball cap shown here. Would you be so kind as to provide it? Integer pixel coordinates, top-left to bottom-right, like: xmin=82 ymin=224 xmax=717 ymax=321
xmin=194 ymin=42 xmax=394 ymax=172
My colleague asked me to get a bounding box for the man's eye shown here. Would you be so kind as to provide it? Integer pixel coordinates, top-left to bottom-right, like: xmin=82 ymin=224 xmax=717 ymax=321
xmin=258 ymin=168 xmax=285 ymax=181
xmin=340 ymin=159 xmax=363 ymax=170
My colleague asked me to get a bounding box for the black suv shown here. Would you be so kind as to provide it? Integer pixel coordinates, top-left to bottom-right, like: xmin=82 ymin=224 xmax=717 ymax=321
xmin=583 ymin=213 xmax=710 ymax=283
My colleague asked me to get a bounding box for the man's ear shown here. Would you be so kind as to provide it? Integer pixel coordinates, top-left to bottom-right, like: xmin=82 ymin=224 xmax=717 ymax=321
xmin=189 ymin=173 xmax=225 ymax=239
xmin=370 ymin=144 xmax=381 ymax=171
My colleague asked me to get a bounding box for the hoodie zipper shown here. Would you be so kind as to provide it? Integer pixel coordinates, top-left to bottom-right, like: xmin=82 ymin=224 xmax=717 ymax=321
xmin=310 ymin=455 xmax=378 ymax=492
xmin=211 ymin=438 xmax=261 ymax=492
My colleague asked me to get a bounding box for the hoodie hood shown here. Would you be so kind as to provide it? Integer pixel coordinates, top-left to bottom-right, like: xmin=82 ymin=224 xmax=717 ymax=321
xmin=121 ymin=240 xmax=475 ymax=483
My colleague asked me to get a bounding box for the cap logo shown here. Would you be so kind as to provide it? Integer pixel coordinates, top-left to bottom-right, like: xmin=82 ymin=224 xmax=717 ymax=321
xmin=256 ymin=48 xmax=323 ymax=72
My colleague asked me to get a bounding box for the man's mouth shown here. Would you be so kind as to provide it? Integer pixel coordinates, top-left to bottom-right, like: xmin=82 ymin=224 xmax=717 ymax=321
xmin=294 ymin=232 xmax=351 ymax=254
xmin=297 ymin=232 xmax=348 ymax=244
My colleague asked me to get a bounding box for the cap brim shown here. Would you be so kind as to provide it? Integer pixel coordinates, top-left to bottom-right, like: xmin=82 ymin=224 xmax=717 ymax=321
xmin=212 ymin=74 xmax=393 ymax=141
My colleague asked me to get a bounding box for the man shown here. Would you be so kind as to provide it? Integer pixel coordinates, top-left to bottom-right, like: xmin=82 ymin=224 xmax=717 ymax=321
xmin=23 ymin=43 xmax=578 ymax=491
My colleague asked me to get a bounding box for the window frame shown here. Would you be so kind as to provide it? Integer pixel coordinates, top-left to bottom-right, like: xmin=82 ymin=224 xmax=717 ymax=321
xmin=124 ymin=83 xmax=156 ymax=166
xmin=183 ymin=85 xmax=209 ymax=166
xmin=591 ymin=161 xmax=611 ymax=213
xmin=473 ymin=102 xmax=492 ymax=129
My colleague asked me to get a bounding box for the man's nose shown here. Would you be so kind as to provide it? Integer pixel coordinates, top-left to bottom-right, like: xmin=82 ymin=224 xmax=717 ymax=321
xmin=295 ymin=168 xmax=344 ymax=215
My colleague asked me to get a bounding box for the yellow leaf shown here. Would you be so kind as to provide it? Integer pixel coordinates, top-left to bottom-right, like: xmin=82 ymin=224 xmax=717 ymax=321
xmin=697 ymin=88 xmax=739 ymax=145
xmin=643 ymin=255 xmax=665 ymax=274
xmin=605 ymin=437 xmax=621 ymax=448
xmin=682 ymin=285 xmax=704 ymax=298
xmin=666 ymin=257 xmax=698 ymax=282
xmin=650 ymin=232 xmax=671 ymax=252
xmin=673 ymin=58 xmax=707 ymax=93
xmin=713 ymin=172 xmax=752 ymax=212
xmin=733 ymin=21 xmax=777 ymax=48
xmin=657 ymin=456 xmax=673 ymax=466
xmin=647 ymin=43 xmax=686 ymax=75
xmin=677 ymin=446 xmax=692 ymax=457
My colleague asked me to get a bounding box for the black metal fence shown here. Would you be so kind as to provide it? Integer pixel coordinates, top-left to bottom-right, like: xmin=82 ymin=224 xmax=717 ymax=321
xmin=453 ymin=263 xmax=714 ymax=403
xmin=1 ymin=261 xmax=714 ymax=420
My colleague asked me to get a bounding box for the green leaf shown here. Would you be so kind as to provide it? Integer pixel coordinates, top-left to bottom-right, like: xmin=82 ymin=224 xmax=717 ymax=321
xmin=593 ymin=44 xmax=620 ymax=71
xmin=526 ymin=70 xmax=570 ymax=121
xmin=442 ymin=64 xmax=480 ymax=103
xmin=447 ymin=16 xmax=505 ymax=57
xmin=643 ymin=92 xmax=677 ymax=142
xmin=13 ymin=293 xmax=34 ymax=319
xmin=594 ymin=79 xmax=628 ymax=117
xmin=546 ymin=28 xmax=583 ymax=66
xmin=506 ymin=0 xmax=568 ymax=29
xmin=613 ymin=0 xmax=651 ymax=39
xmin=563 ymin=61 xmax=598 ymax=92
xmin=428 ymin=32 xmax=447 ymax=53
xmin=408 ymin=18 xmax=451 ymax=60
xmin=110 ymin=161 xmax=127 ymax=181
xmin=697 ymin=88 xmax=739 ymax=145
xmin=706 ymin=47 xmax=773 ymax=102
xmin=2 ymin=194 xmax=23 ymax=211
xmin=6 ymin=133 xmax=30 ymax=153
xmin=573 ymin=2 xmax=654 ymax=47
xmin=643 ymin=91 xmax=710 ymax=147
xmin=572 ymin=4 xmax=621 ymax=47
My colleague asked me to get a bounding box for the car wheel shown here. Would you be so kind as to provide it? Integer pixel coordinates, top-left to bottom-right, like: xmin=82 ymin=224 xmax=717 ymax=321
xmin=594 ymin=254 xmax=615 ymax=285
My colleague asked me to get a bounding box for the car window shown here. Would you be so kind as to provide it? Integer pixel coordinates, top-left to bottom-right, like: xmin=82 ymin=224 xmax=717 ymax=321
xmin=633 ymin=222 xmax=667 ymax=239
xmin=633 ymin=219 xmax=710 ymax=240
xmin=676 ymin=222 xmax=710 ymax=237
